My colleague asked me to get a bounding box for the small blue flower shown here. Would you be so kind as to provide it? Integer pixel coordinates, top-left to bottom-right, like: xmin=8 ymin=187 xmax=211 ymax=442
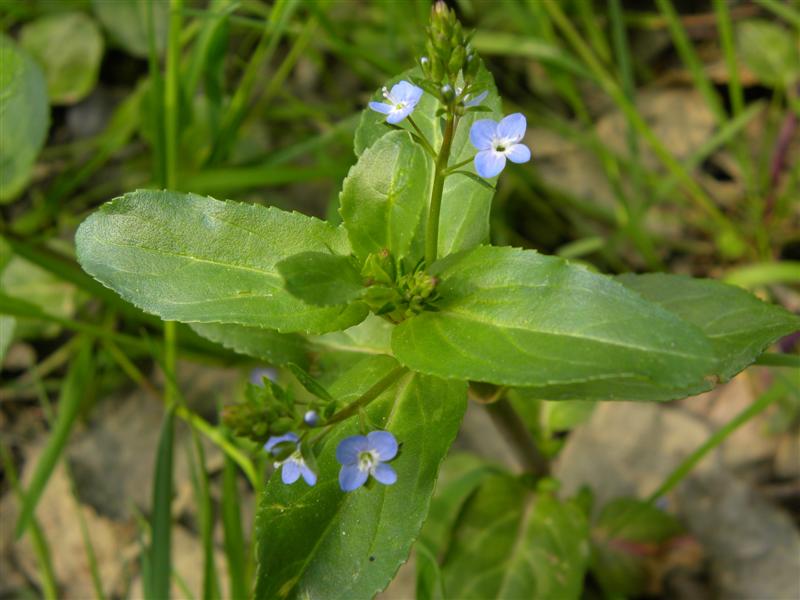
xmin=469 ymin=113 xmax=531 ymax=178
xmin=368 ymin=81 xmax=423 ymax=125
xmin=335 ymin=430 xmax=398 ymax=492
xmin=265 ymin=432 xmax=317 ymax=486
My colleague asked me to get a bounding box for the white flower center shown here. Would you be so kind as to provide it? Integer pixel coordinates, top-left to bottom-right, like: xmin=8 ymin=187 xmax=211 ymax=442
xmin=492 ymin=136 xmax=515 ymax=155
xmin=358 ymin=450 xmax=379 ymax=472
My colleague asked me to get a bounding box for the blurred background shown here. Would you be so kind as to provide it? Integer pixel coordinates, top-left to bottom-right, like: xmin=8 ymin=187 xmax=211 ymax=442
xmin=0 ymin=0 xmax=798 ymax=598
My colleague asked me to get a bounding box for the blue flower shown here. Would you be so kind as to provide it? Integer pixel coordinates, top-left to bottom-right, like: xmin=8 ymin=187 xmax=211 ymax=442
xmin=335 ymin=430 xmax=398 ymax=492
xmin=368 ymin=81 xmax=423 ymax=124
xmin=265 ymin=432 xmax=317 ymax=486
xmin=469 ymin=113 xmax=531 ymax=178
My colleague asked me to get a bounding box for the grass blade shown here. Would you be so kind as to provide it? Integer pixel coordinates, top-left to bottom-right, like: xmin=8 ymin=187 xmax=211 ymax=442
xmin=15 ymin=341 xmax=92 ymax=538
xmin=147 ymin=406 xmax=176 ymax=600
xmin=1 ymin=442 xmax=59 ymax=600
xmin=188 ymin=434 xmax=221 ymax=600
xmin=654 ymin=0 xmax=726 ymax=122
xmin=222 ymin=453 xmax=248 ymax=600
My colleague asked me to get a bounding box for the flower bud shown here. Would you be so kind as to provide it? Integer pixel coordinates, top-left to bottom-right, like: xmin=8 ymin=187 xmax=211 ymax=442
xmin=303 ymin=410 xmax=320 ymax=427
xmin=440 ymin=83 xmax=455 ymax=102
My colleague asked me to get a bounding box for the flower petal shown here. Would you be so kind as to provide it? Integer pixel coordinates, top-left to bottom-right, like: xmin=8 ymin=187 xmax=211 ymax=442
xmin=469 ymin=119 xmax=497 ymax=151
xmin=386 ymin=105 xmax=413 ymax=124
xmin=474 ymin=149 xmax=506 ymax=178
xmin=281 ymin=459 xmax=301 ymax=484
xmin=368 ymin=101 xmax=393 ymax=115
xmin=506 ymin=143 xmax=531 ymax=164
xmin=496 ymin=113 xmax=526 ymax=143
xmin=367 ymin=430 xmax=398 ymax=461
xmin=336 ymin=435 xmax=368 ymax=465
xmin=300 ymin=464 xmax=317 ymax=486
xmin=465 ymin=90 xmax=488 ymax=107
xmin=391 ymin=81 xmax=423 ymax=105
xmin=339 ymin=464 xmax=368 ymax=492
xmin=372 ymin=463 xmax=397 ymax=485
xmin=264 ymin=432 xmax=298 ymax=454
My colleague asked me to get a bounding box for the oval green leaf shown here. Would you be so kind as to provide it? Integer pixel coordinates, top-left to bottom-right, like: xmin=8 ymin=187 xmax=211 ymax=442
xmin=392 ymin=246 xmax=716 ymax=388
xmin=75 ymin=190 xmax=368 ymax=334
xmin=440 ymin=475 xmax=590 ymax=599
xmin=0 ymin=34 xmax=49 ymax=203
xmin=92 ymin=0 xmax=167 ymax=58
xmin=20 ymin=12 xmax=104 ymax=104
xmin=617 ymin=273 xmax=800 ymax=380
xmin=255 ymin=355 xmax=467 ymax=600
xmin=340 ymin=130 xmax=432 ymax=263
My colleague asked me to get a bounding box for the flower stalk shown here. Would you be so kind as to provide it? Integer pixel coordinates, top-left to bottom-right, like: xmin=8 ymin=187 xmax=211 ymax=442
xmin=425 ymin=113 xmax=457 ymax=266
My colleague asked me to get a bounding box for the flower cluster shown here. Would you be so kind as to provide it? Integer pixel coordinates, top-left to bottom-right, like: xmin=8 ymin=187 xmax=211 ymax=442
xmin=264 ymin=429 xmax=399 ymax=493
xmin=368 ymin=81 xmax=530 ymax=179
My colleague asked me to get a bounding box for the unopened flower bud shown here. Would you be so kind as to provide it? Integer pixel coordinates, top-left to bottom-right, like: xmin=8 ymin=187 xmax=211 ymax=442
xmin=441 ymin=83 xmax=455 ymax=102
xmin=304 ymin=410 xmax=319 ymax=427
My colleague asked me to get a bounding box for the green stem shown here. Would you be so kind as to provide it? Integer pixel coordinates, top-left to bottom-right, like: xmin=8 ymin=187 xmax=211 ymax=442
xmin=484 ymin=397 xmax=550 ymax=477
xmin=407 ymin=115 xmax=437 ymax=158
xmin=444 ymin=156 xmax=473 ymax=174
xmin=324 ymin=366 xmax=408 ymax=426
xmin=425 ymin=113 xmax=457 ymax=266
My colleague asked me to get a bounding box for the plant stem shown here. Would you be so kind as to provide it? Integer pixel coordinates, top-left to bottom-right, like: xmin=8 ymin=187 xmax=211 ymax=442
xmin=443 ymin=156 xmax=473 ymax=174
xmin=407 ymin=115 xmax=437 ymax=158
xmin=425 ymin=113 xmax=457 ymax=267
xmin=484 ymin=397 xmax=550 ymax=478
xmin=325 ymin=366 xmax=408 ymax=426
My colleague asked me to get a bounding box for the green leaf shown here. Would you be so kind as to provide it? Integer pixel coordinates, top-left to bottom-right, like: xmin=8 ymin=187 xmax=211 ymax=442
xmin=277 ymin=251 xmax=365 ymax=306
xmin=189 ymin=313 xmax=395 ymax=368
xmin=310 ymin=314 xmax=394 ymax=356
xmin=393 ymin=246 xmax=716 ymax=389
xmin=418 ymin=453 xmax=498 ymax=556
xmin=92 ymin=0 xmax=168 ymax=58
xmin=286 ymin=362 xmax=335 ymax=402
xmin=340 ymin=130 xmax=432 ymax=263
xmin=189 ymin=322 xmax=310 ymax=367
xmin=440 ymin=476 xmax=590 ymax=599
xmin=19 ymin=12 xmax=104 ymax=104
xmin=617 ymin=273 xmax=800 ymax=380
xmin=594 ymin=498 xmax=682 ymax=544
xmin=1 ymin=255 xmax=78 ymax=339
xmin=416 ymin=543 xmax=445 ymax=600
xmin=590 ymin=498 xmax=683 ymax=597
xmin=0 ymin=34 xmax=49 ymax=203
xmin=75 ymin=190 xmax=368 ymax=334
xmin=737 ymin=19 xmax=800 ymax=88
xmin=254 ymin=355 xmax=467 ymax=600
xmin=354 ymin=61 xmax=503 ymax=258
xmin=16 ymin=341 xmax=93 ymax=538
xmin=0 ymin=316 xmax=14 ymax=362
